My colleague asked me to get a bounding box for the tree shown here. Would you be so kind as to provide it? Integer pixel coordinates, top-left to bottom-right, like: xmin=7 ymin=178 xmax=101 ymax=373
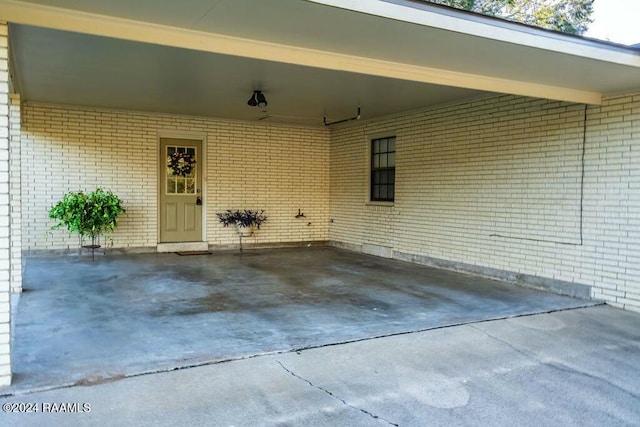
xmin=427 ymin=0 xmax=594 ymax=35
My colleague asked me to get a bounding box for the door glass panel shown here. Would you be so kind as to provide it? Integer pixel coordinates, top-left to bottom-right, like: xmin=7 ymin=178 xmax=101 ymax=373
xmin=167 ymin=178 xmax=176 ymax=193
xmin=166 ymin=145 xmax=197 ymax=194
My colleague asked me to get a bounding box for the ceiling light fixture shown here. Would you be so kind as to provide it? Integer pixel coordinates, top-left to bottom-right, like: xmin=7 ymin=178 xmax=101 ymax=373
xmin=247 ymin=90 xmax=268 ymax=108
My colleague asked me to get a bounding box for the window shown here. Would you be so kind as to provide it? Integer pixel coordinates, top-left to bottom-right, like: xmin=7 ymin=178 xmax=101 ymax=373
xmin=371 ymin=136 xmax=395 ymax=202
xmin=166 ymin=145 xmax=197 ymax=195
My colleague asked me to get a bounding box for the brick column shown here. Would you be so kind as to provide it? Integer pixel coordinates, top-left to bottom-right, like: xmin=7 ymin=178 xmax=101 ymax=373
xmin=0 ymin=21 xmax=11 ymax=386
xmin=9 ymin=93 xmax=21 ymax=294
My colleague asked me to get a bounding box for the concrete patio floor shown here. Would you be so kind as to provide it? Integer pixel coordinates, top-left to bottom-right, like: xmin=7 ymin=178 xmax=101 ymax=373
xmin=6 ymin=247 xmax=597 ymax=394
xmin=2 ymin=306 xmax=639 ymax=426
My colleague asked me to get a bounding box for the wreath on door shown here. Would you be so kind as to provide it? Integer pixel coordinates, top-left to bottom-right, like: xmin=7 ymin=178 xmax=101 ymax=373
xmin=167 ymin=151 xmax=196 ymax=177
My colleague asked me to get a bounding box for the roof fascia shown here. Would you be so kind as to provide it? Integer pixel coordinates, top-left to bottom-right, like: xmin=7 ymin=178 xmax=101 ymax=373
xmin=310 ymin=0 xmax=640 ymax=67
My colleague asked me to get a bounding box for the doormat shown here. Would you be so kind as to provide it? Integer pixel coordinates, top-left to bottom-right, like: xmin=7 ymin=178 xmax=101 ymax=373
xmin=175 ymin=251 xmax=211 ymax=256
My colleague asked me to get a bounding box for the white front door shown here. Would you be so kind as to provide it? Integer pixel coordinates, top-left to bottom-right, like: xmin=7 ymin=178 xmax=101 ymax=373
xmin=160 ymin=138 xmax=203 ymax=243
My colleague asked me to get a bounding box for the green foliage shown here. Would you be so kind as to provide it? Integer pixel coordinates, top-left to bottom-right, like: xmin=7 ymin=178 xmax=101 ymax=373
xmin=216 ymin=210 xmax=268 ymax=229
xmin=49 ymin=189 xmax=125 ymax=238
xmin=427 ymin=0 xmax=594 ymax=35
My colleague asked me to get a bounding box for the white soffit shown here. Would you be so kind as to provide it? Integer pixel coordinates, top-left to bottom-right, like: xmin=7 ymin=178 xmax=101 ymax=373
xmin=9 ymin=24 xmax=488 ymax=124
xmin=2 ymin=0 xmax=640 ymax=108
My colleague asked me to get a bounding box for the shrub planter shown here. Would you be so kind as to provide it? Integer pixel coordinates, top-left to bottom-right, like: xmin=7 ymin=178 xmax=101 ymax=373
xmin=216 ymin=209 xmax=268 ymax=253
xmin=49 ymin=188 xmax=125 ymax=261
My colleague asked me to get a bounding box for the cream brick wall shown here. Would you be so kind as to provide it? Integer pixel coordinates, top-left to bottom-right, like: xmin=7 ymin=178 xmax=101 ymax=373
xmin=584 ymin=93 xmax=640 ymax=311
xmin=9 ymin=94 xmax=21 ymax=293
xmin=0 ymin=21 xmax=11 ymax=386
xmin=18 ymin=94 xmax=640 ymax=312
xmin=329 ymin=94 xmax=640 ymax=312
xmin=21 ymin=104 xmax=330 ymax=251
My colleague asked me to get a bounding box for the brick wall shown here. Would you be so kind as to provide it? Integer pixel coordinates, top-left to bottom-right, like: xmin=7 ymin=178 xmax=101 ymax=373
xmin=18 ymin=93 xmax=640 ymax=312
xmin=0 ymin=21 xmax=11 ymax=386
xmin=9 ymin=94 xmax=21 ymax=293
xmin=585 ymin=94 xmax=640 ymax=311
xmin=21 ymin=104 xmax=330 ymax=251
xmin=329 ymin=94 xmax=640 ymax=312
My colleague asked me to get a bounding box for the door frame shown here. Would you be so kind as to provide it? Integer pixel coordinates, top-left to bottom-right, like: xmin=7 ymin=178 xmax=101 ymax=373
xmin=157 ymin=130 xmax=207 ymax=245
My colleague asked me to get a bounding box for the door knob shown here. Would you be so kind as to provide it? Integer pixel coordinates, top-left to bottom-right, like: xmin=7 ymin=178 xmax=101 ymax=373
xmin=196 ymin=196 xmax=202 ymax=206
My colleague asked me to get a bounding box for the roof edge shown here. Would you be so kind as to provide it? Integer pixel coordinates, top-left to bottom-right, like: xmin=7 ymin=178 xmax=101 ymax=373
xmin=307 ymin=0 xmax=640 ymax=67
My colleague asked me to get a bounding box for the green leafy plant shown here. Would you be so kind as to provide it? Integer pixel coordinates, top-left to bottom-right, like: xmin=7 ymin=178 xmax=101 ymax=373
xmin=49 ymin=188 xmax=125 ymax=241
xmin=216 ymin=209 xmax=268 ymax=229
xmin=216 ymin=209 xmax=268 ymax=253
xmin=426 ymin=0 xmax=594 ymax=35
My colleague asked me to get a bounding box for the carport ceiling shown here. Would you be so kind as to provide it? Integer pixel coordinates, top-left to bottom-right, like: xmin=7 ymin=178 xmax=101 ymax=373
xmin=5 ymin=0 xmax=640 ymax=125
xmin=9 ymin=24 xmax=488 ymax=125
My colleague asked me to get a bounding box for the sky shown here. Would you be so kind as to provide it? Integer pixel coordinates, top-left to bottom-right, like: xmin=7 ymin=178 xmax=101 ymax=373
xmin=584 ymin=0 xmax=640 ymax=45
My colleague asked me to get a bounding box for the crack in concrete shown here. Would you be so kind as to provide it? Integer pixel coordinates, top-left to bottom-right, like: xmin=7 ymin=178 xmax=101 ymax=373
xmin=468 ymin=324 xmax=535 ymax=360
xmin=542 ymin=361 xmax=640 ymax=401
xmin=5 ymin=304 xmax=597 ymax=397
xmin=276 ymin=360 xmax=399 ymax=426
xmin=468 ymin=324 xmax=640 ymax=401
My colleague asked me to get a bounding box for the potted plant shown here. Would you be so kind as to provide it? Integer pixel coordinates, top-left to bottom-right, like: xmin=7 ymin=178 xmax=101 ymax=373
xmin=216 ymin=209 xmax=268 ymax=252
xmin=49 ymin=188 xmax=125 ymax=260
